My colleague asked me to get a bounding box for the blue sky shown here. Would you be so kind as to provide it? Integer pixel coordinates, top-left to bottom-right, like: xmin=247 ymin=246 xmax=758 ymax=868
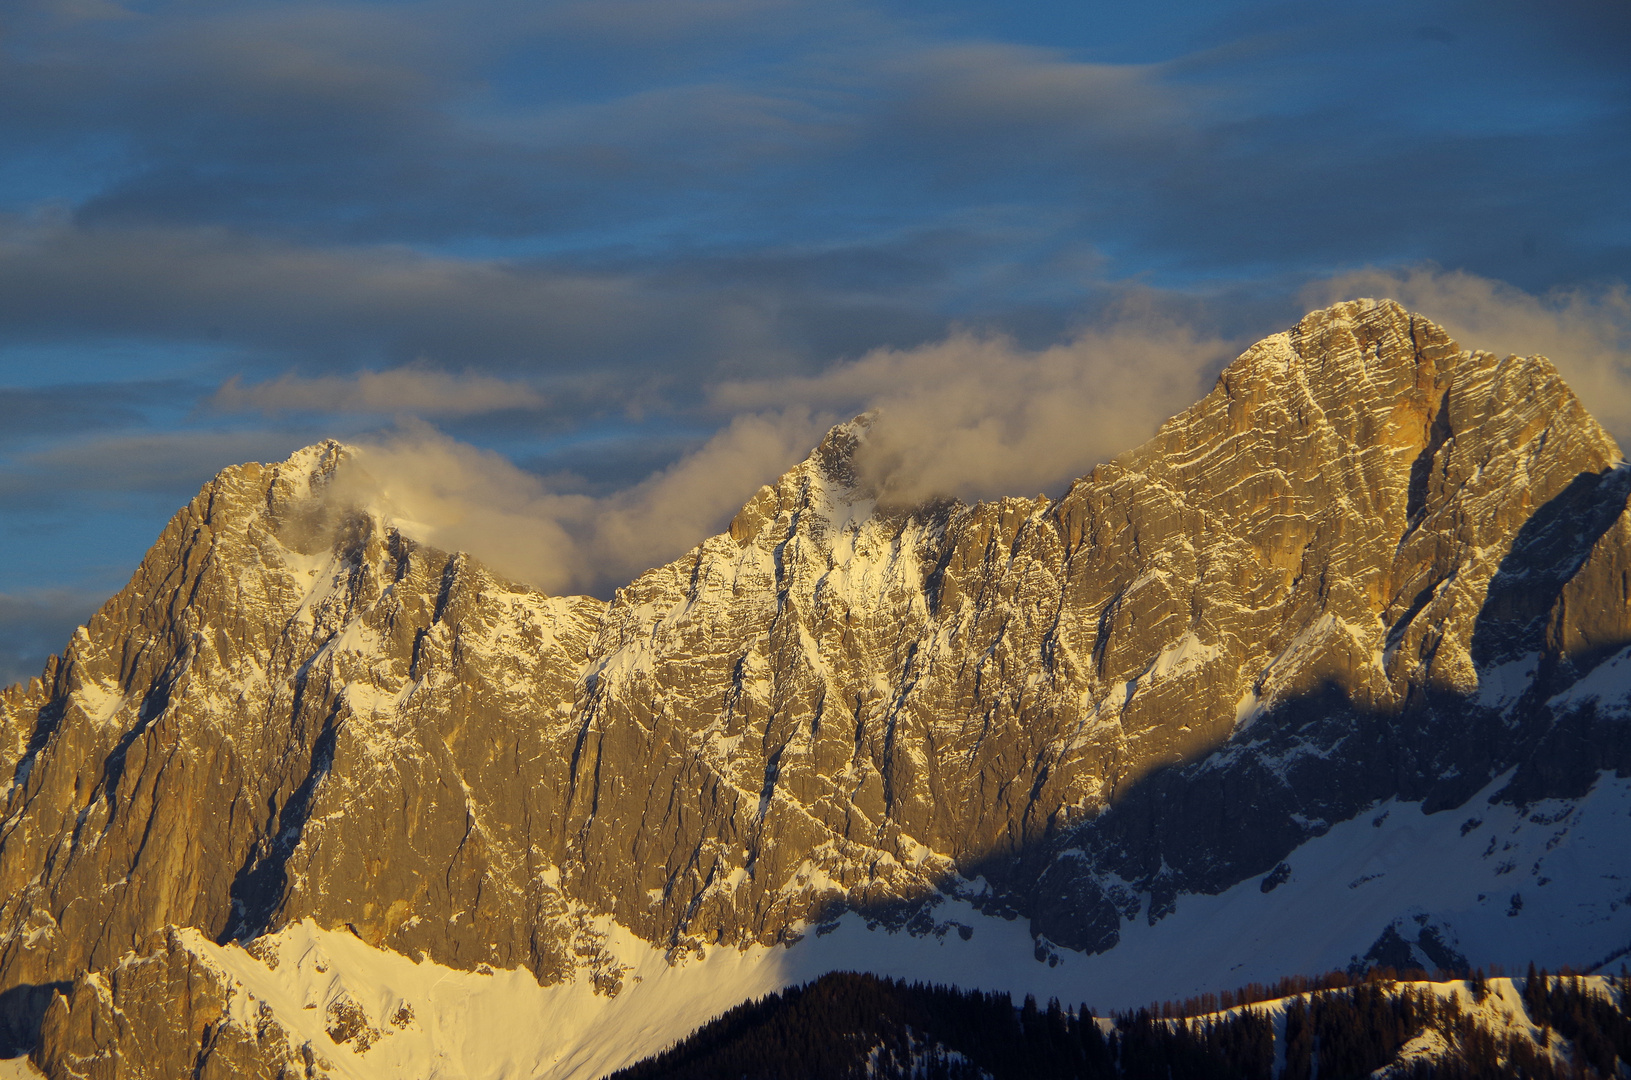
xmin=2 ymin=0 xmax=1629 ymax=682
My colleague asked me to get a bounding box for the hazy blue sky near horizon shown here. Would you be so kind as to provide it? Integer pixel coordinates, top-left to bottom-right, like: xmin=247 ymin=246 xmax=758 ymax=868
xmin=2 ymin=0 xmax=1629 ymax=682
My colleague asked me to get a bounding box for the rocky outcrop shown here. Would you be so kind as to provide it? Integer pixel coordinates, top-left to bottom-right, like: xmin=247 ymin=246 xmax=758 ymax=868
xmin=1 ymin=299 xmax=1628 ymax=1075
xmin=33 ymin=929 xmax=314 ymax=1080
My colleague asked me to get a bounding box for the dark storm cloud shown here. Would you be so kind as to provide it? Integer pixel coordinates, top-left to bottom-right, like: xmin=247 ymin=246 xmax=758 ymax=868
xmin=831 ymin=12 xmax=1630 ymax=291
xmin=0 ymin=0 xmax=864 ymax=242
xmin=1116 ymin=5 xmax=1631 ymax=288
xmin=0 ymin=213 xmax=1088 ymax=385
xmin=0 ymin=220 xmax=741 ymax=371
xmin=1120 ymin=114 xmax=1631 ymax=287
xmin=2 ymin=0 xmax=1623 ymax=338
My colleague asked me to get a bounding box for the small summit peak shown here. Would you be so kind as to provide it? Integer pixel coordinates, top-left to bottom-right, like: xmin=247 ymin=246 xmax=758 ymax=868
xmin=1291 ymin=296 xmax=1409 ymax=342
xmin=812 ymin=413 xmax=875 ymax=490
xmin=1287 ymin=298 xmax=1460 ymax=364
xmin=1205 ymin=297 xmax=1468 ymax=400
xmin=275 ymin=439 xmax=353 ymax=487
xmin=1301 ymin=296 xmax=1406 ymax=323
xmin=725 ymin=415 xmax=882 ymax=546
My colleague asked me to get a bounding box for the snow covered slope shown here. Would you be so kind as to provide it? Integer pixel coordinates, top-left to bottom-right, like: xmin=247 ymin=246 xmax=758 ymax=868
xmin=39 ymin=905 xmax=1626 ymax=1080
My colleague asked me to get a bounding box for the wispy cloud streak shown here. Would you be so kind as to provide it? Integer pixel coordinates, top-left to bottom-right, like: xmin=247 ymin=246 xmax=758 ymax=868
xmin=213 ymin=368 xmax=546 ymax=417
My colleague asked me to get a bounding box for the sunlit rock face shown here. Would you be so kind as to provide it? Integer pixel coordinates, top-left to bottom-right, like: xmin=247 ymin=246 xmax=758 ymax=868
xmin=560 ymin=297 xmax=1629 ymax=955
xmin=0 ymin=445 xmax=610 ymax=1000
xmin=2 ymin=299 xmax=1628 ymax=1075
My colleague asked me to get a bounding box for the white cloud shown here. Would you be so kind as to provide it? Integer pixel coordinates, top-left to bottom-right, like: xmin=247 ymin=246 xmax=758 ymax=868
xmin=328 ymin=411 xmax=828 ymax=596
xmin=314 ymin=308 xmax=1230 ymax=595
xmin=717 ymin=305 xmax=1230 ymax=505
xmin=297 ymin=276 xmax=1629 ymax=600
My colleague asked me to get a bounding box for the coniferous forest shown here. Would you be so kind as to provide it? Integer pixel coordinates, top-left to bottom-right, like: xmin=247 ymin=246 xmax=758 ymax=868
xmin=605 ymin=968 xmax=1631 ymax=1080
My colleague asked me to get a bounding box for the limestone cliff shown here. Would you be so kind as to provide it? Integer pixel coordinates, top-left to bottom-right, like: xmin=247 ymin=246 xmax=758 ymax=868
xmin=3 ymin=300 xmax=1628 ymax=1075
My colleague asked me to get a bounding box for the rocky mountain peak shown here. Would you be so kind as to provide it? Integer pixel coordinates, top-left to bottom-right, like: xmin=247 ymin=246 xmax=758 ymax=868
xmin=727 ymin=413 xmax=878 ymax=544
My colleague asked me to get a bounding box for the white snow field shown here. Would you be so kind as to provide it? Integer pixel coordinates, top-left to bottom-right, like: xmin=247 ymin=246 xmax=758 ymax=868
xmin=134 ymin=771 xmax=1631 ymax=1079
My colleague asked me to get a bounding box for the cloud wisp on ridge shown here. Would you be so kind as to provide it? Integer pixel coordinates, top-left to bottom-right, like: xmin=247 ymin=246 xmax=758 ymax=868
xmin=298 ymin=271 xmax=1631 ymax=601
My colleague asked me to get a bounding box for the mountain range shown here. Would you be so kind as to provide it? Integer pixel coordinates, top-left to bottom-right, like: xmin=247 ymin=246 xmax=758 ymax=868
xmin=1 ymin=298 xmax=1628 ymax=1078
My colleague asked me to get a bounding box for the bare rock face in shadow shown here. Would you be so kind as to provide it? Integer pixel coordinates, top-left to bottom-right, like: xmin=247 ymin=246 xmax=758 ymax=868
xmin=2 ymin=299 xmax=1628 ymax=1075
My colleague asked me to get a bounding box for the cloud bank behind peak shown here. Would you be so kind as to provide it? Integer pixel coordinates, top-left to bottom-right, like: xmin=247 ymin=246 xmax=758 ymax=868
xmin=314 ymin=307 xmax=1234 ymax=596
xmin=307 ymin=275 xmax=1631 ymax=599
xmin=718 ymin=307 xmax=1232 ymax=506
